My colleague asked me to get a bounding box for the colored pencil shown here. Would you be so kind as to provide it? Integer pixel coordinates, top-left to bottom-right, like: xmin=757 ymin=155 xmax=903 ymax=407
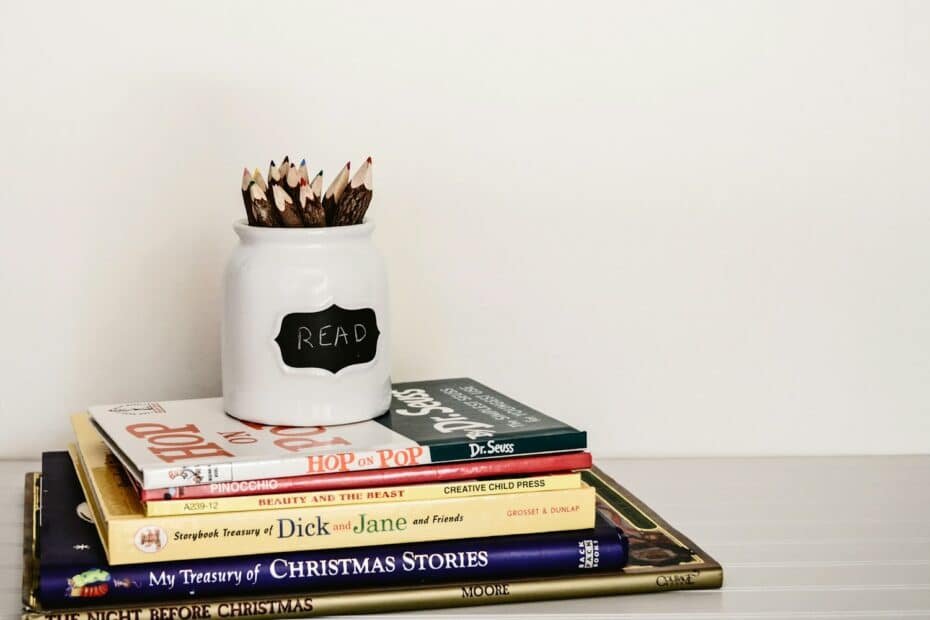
xmin=272 ymin=184 xmax=304 ymax=227
xmin=249 ymin=182 xmax=280 ymax=227
xmin=251 ymin=168 xmax=267 ymax=194
xmin=285 ymin=162 xmax=301 ymax=206
xmin=323 ymin=161 xmax=351 ymax=226
xmin=299 ymin=172 xmax=326 ymax=227
xmin=334 ymin=157 xmax=373 ymax=225
xmin=267 ymin=160 xmax=283 ymax=204
xmin=240 ymin=168 xmax=256 ymax=225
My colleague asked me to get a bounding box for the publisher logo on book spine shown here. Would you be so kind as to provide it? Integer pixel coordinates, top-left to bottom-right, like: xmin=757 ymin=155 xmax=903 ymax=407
xmin=577 ymin=539 xmax=600 ymax=569
xmin=133 ymin=526 xmax=168 ymax=554
xmin=167 ymin=467 xmax=205 ymax=484
xmin=107 ymin=402 xmax=166 ymax=415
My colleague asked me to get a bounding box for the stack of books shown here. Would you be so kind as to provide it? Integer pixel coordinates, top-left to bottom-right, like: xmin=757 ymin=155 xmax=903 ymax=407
xmin=21 ymin=378 xmax=721 ymax=618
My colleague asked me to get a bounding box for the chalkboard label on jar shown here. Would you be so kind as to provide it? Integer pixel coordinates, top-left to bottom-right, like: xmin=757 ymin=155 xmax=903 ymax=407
xmin=274 ymin=306 xmax=381 ymax=373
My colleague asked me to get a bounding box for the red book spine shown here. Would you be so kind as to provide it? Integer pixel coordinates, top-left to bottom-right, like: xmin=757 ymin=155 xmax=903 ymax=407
xmin=139 ymin=452 xmax=592 ymax=501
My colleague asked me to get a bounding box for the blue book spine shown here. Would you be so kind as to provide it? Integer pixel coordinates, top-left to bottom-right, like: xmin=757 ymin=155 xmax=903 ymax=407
xmin=40 ymin=527 xmax=627 ymax=607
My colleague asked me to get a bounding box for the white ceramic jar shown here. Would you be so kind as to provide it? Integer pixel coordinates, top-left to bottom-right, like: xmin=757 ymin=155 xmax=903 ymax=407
xmin=222 ymin=219 xmax=391 ymax=426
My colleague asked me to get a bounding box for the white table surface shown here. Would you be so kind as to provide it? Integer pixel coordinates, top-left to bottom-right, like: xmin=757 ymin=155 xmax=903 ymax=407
xmin=3 ymin=456 xmax=928 ymax=619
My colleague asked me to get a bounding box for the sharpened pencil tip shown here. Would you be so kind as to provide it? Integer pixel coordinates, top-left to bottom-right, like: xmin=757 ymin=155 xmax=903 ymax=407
xmin=366 ymin=156 xmax=372 ymax=164
xmin=300 ymin=159 xmax=306 ymax=166
xmin=316 ymin=170 xmax=323 ymax=177
xmin=270 ymin=160 xmax=276 ymax=166
xmin=346 ymin=161 xmax=351 ymax=170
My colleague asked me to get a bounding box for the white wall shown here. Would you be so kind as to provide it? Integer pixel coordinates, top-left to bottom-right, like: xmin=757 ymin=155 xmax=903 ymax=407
xmin=1 ymin=1 xmax=928 ymax=459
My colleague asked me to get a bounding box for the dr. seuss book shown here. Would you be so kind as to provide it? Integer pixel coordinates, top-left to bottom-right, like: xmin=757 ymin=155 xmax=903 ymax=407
xmin=139 ymin=451 xmax=593 ymax=502
xmin=88 ymin=378 xmax=586 ymax=490
xmin=71 ymin=415 xmax=595 ymax=564
xmin=33 ymin=452 xmax=627 ymax=607
xmin=22 ymin=465 xmax=722 ymax=618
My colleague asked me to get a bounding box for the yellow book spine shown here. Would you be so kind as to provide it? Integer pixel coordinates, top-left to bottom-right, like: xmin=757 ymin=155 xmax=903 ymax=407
xmin=105 ymin=486 xmax=595 ymax=564
xmin=144 ymin=472 xmax=583 ymax=516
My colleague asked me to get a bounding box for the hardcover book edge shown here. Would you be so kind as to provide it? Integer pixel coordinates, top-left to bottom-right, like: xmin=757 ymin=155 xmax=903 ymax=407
xmin=22 ymin=465 xmax=722 ymax=618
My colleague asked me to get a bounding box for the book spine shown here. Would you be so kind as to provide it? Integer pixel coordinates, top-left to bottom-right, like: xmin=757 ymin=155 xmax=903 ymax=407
xmin=37 ymin=526 xmax=626 ymax=607
xmin=144 ymin=473 xmax=582 ymax=516
xmin=140 ymin=452 xmax=593 ymax=502
xmin=25 ymin=568 xmax=722 ymax=619
xmin=427 ymin=431 xmax=589 ymax=464
xmin=138 ymin=434 xmax=587 ymax=490
xmin=106 ymin=487 xmax=595 ymax=564
xmin=140 ymin=456 xmax=311 ymax=490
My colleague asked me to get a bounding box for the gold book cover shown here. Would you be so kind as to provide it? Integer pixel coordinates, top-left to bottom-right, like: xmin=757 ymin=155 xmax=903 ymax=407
xmin=71 ymin=414 xmax=595 ymax=565
xmin=22 ymin=466 xmax=722 ymax=618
